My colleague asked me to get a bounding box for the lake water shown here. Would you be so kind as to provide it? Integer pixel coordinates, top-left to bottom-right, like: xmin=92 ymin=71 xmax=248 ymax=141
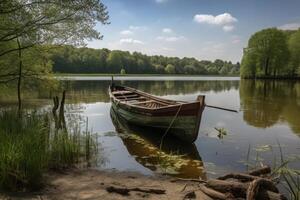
xmin=2 ymin=76 xmax=300 ymax=179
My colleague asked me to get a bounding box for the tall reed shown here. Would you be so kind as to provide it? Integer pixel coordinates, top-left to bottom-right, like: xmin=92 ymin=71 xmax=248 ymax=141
xmin=0 ymin=110 xmax=97 ymax=191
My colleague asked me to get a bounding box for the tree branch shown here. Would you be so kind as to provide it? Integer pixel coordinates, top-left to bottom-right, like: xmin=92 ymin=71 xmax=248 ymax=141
xmin=0 ymin=43 xmax=35 ymax=57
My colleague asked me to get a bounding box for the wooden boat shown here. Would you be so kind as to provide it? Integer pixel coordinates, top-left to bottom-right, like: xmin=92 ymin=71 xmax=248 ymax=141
xmin=109 ymin=84 xmax=205 ymax=143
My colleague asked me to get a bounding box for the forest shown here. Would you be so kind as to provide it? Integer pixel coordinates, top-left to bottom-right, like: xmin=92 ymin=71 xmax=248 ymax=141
xmin=51 ymin=45 xmax=240 ymax=75
xmin=241 ymin=28 xmax=300 ymax=78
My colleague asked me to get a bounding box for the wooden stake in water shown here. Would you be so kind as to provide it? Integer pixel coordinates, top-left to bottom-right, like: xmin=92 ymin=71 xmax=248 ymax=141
xmin=205 ymin=104 xmax=238 ymax=113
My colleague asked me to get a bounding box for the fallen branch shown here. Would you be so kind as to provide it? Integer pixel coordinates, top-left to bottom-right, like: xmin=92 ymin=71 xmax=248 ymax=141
xmin=246 ymin=178 xmax=280 ymax=200
xmin=199 ymin=167 xmax=286 ymax=200
xmin=248 ymin=166 xmax=271 ymax=176
xmin=106 ymin=186 xmax=166 ymax=196
xmin=199 ymin=185 xmax=228 ymax=200
xmin=206 ymin=179 xmax=248 ymax=197
xmin=182 ymin=191 xmax=196 ymax=199
xmin=218 ymin=173 xmax=258 ymax=182
xmin=256 ymin=190 xmax=288 ymax=200
xmin=170 ymin=178 xmax=207 ymax=183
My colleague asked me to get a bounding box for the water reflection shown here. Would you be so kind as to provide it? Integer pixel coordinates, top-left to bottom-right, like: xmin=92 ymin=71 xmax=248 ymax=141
xmin=240 ymin=80 xmax=300 ymax=134
xmin=1 ymin=77 xmax=300 ymax=178
xmin=63 ymin=80 xmax=239 ymax=103
xmin=65 ymin=79 xmax=300 ymax=135
xmin=110 ymin=107 xmax=206 ymax=179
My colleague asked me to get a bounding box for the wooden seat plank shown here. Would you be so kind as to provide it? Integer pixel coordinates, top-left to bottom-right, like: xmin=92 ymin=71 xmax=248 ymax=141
xmin=119 ymin=97 xmax=147 ymax=101
xmin=130 ymin=100 xmax=155 ymax=105
xmin=117 ymin=94 xmax=139 ymax=98
xmin=112 ymin=91 xmax=134 ymax=95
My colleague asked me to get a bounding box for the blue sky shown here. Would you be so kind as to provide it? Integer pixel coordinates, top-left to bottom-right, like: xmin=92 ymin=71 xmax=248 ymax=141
xmin=87 ymin=0 xmax=300 ymax=62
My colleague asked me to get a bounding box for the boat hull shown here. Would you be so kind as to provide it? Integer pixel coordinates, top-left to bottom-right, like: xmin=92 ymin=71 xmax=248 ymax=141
xmin=111 ymin=100 xmax=203 ymax=143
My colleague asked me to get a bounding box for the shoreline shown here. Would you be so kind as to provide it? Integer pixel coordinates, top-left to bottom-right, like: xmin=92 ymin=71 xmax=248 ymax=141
xmin=0 ymin=166 xmax=288 ymax=200
xmin=0 ymin=168 xmax=212 ymax=200
xmin=54 ymin=73 xmax=240 ymax=77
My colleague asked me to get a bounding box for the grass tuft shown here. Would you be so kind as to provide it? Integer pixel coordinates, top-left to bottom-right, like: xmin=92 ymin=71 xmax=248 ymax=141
xmin=0 ymin=110 xmax=97 ymax=191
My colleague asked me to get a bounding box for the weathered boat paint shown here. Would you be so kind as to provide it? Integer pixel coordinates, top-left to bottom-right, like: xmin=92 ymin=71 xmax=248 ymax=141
xmin=109 ymin=85 xmax=205 ymax=143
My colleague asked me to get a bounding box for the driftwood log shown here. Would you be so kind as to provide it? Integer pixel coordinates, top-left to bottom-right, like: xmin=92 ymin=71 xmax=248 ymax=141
xmin=197 ymin=166 xmax=287 ymax=200
xmin=182 ymin=190 xmax=196 ymax=199
xmin=170 ymin=177 xmax=207 ymax=183
xmin=106 ymin=186 xmax=166 ymax=196
xmin=248 ymin=166 xmax=271 ymax=176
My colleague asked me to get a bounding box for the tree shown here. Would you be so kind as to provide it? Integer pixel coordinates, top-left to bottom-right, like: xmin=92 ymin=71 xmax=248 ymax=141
xmin=50 ymin=45 xmax=239 ymax=75
xmin=154 ymin=64 xmax=165 ymax=74
xmin=0 ymin=0 xmax=109 ymax=54
xmin=241 ymin=48 xmax=258 ymax=78
xmin=165 ymin=64 xmax=176 ymax=74
xmin=120 ymin=68 xmax=126 ymax=74
xmin=106 ymin=51 xmax=123 ymax=73
xmin=0 ymin=0 xmax=109 ymax=112
xmin=288 ymin=30 xmax=300 ymax=76
xmin=240 ymin=28 xmax=289 ymax=78
xmin=184 ymin=65 xmax=196 ymax=74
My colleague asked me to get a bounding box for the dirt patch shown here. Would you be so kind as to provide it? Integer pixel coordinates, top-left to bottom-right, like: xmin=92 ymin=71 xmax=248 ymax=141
xmin=0 ymin=169 xmax=212 ymax=200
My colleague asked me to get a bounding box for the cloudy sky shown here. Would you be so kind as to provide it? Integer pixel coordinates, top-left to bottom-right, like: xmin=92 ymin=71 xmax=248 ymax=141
xmin=88 ymin=0 xmax=300 ymax=62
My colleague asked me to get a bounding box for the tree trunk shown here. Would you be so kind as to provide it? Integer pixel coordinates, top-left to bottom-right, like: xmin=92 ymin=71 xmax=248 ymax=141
xmin=16 ymin=38 xmax=22 ymax=117
xmin=58 ymin=90 xmax=66 ymax=129
xmin=264 ymin=57 xmax=269 ymax=76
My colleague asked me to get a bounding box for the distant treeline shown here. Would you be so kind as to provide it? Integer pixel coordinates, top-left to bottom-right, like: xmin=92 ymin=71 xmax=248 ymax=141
xmin=241 ymin=28 xmax=300 ymax=78
xmin=51 ymin=46 xmax=240 ymax=75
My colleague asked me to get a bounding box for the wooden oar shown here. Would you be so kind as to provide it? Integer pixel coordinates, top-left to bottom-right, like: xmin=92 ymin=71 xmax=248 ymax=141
xmin=205 ymin=104 xmax=238 ymax=113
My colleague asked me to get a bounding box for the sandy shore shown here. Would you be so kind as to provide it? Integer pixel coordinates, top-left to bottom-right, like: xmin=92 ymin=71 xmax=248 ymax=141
xmin=0 ymin=169 xmax=212 ymax=200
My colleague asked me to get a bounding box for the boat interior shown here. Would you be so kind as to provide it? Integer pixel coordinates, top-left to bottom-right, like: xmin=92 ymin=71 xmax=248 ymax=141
xmin=111 ymin=87 xmax=176 ymax=109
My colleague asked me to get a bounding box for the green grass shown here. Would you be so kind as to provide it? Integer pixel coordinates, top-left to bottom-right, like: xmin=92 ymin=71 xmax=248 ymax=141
xmin=0 ymin=110 xmax=97 ymax=191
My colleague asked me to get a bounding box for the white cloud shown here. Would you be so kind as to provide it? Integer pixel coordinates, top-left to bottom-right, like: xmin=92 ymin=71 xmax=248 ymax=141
xmin=156 ymin=36 xmax=186 ymax=42
xmin=194 ymin=13 xmax=237 ymax=25
xmin=129 ymin=26 xmax=147 ymax=31
xmin=162 ymin=28 xmax=173 ymax=34
xmin=223 ymin=25 xmax=234 ymax=32
xmin=278 ymin=23 xmax=300 ymax=30
xmin=194 ymin=13 xmax=237 ymax=32
xmin=120 ymin=38 xmax=144 ymax=45
xmin=166 ymin=36 xmax=185 ymax=42
xmin=156 ymin=0 xmax=168 ymax=3
xmin=162 ymin=47 xmax=175 ymax=51
xmin=120 ymin=30 xmax=133 ymax=35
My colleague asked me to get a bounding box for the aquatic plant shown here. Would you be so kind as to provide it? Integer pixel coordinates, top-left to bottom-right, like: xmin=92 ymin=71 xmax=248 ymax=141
xmin=242 ymin=142 xmax=300 ymax=200
xmin=214 ymin=127 xmax=227 ymax=139
xmin=0 ymin=110 xmax=97 ymax=191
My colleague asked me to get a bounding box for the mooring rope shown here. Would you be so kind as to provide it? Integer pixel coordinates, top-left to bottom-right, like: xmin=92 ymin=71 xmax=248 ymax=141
xmin=159 ymin=104 xmax=182 ymax=150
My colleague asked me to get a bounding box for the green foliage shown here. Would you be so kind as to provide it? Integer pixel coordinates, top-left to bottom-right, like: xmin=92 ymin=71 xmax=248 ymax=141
xmin=0 ymin=111 xmax=49 ymax=190
xmin=0 ymin=111 xmax=97 ymax=191
xmin=0 ymin=0 xmax=109 ymax=108
xmin=0 ymin=0 xmax=109 ymax=47
xmin=214 ymin=127 xmax=228 ymax=139
xmin=241 ymin=28 xmax=300 ymax=78
xmin=184 ymin=65 xmax=196 ymax=74
xmin=50 ymin=45 xmax=240 ymax=75
xmin=165 ymin=64 xmax=176 ymax=74
xmin=120 ymin=68 xmax=126 ymax=74
xmin=288 ymin=30 xmax=300 ymax=76
xmin=107 ymin=51 xmax=123 ymax=73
